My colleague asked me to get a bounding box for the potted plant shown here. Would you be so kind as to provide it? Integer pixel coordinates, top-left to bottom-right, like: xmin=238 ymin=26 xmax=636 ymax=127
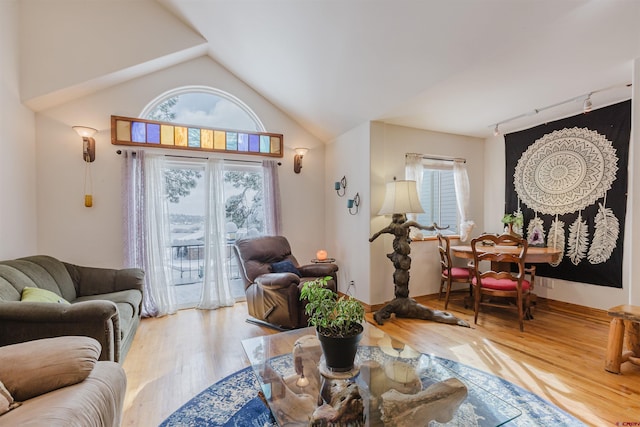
xmin=501 ymin=211 xmax=524 ymax=237
xmin=300 ymin=276 xmax=365 ymax=372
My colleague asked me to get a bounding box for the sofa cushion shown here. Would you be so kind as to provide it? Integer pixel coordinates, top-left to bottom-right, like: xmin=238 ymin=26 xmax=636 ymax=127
xmin=0 ymin=336 xmax=100 ymax=401
xmin=74 ymin=289 xmax=142 ymax=339
xmin=21 ymin=287 xmax=70 ymax=304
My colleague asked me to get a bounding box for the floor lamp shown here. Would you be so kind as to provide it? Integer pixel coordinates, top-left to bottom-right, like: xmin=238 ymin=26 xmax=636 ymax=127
xmin=369 ymin=180 xmax=469 ymax=327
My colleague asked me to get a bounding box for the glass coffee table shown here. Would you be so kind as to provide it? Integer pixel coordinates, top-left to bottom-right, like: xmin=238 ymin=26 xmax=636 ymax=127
xmin=242 ymin=322 xmax=521 ymax=426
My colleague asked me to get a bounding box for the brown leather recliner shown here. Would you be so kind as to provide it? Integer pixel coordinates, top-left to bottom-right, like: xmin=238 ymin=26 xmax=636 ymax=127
xmin=234 ymin=235 xmax=338 ymax=329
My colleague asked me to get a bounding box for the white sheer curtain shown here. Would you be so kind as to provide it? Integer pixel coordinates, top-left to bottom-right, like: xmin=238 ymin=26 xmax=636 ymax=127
xmin=453 ymin=160 xmax=475 ymax=242
xmin=262 ymin=160 xmax=282 ymax=236
xmin=122 ymin=150 xmax=157 ymax=317
xmin=142 ymin=153 xmax=177 ymax=316
xmin=198 ymin=158 xmax=234 ymax=309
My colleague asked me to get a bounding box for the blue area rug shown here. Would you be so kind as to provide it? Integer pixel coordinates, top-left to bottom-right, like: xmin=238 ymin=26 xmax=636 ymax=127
xmin=160 ymin=350 xmax=586 ymax=427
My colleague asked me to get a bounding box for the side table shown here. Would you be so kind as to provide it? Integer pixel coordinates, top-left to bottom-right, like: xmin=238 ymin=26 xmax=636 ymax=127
xmin=310 ymin=258 xmax=336 ymax=264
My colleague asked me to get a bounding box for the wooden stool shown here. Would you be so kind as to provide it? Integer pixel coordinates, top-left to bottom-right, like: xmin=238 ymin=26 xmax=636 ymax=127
xmin=605 ymin=305 xmax=640 ymax=374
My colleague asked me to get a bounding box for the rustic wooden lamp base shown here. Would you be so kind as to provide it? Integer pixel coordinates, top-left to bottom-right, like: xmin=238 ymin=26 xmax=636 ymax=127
xmin=373 ymin=297 xmax=470 ymax=328
xmin=605 ymin=305 xmax=640 ymax=374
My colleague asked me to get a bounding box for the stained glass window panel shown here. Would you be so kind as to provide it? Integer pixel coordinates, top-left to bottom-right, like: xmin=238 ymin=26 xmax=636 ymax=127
xmin=175 ymin=127 xmax=188 ymax=147
xmin=132 ymin=122 xmax=146 ymax=143
xmin=249 ymin=134 xmax=259 ymax=152
xmin=201 ymin=129 xmax=213 ymax=149
xmin=238 ymin=133 xmax=249 ymax=151
xmin=259 ymin=135 xmax=270 ymax=153
xmin=227 ymin=132 xmax=238 ymax=151
xmin=147 ymin=123 xmax=160 ymax=144
xmin=214 ymin=131 xmax=226 ymax=150
xmin=270 ymin=136 xmax=281 ymax=154
xmin=111 ymin=115 xmax=282 ymax=158
xmin=116 ymin=120 xmax=131 ymax=142
xmin=188 ymin=128 xmax=200 ymax=147
xmin=161 ymin=125 xmax=174 ymax=145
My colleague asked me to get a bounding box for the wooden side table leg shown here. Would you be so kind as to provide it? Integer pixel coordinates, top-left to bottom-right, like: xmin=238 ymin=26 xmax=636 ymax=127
xmin=605 ymin=318 xmax=625 ymax=374
xmin=625 ymin=321 xmax=640 ymax=367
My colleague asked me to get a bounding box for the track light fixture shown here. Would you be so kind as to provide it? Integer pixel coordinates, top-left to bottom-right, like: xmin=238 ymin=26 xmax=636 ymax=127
xmin=489 ymin=83 xmax=631 ymax=135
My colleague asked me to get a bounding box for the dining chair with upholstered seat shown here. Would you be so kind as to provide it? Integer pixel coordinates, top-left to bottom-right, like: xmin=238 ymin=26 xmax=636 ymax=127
xmin=470 ymin=233 xmax=533 ymax=332
xmin=437 ymin=233 xmax=472 ymax=310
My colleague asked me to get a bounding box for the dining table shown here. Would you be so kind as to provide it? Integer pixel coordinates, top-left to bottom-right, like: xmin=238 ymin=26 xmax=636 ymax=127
xmin=450 ymin=244 xmax=562 ymax=265
xmin=450 ymin=244 xmax=563 ymax=278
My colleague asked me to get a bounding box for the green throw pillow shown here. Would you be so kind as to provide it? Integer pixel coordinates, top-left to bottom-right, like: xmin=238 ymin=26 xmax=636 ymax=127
xmin=21 ymin=287 xmax=70 ymax=305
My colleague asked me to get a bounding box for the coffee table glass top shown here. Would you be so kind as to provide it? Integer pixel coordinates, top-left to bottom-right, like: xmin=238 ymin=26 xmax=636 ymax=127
xmin=242 ymin=322 xmax=521 ymax=426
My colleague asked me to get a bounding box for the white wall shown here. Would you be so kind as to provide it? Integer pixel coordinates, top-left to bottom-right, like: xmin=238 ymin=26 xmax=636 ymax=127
xmin=372 ymin=123 xmax=485 ymax=304
xmin=19 ymin=0 xmax=206 ymax=109
xmin=325 ymin=123 xmax=372 ymax=302
xmin=0 ymin=1 xmax=37 ymax=259
xmin=35 ymin=56 xmax=326 ymax=268
xmin=327 ymin=122 xmax=485 ymax=306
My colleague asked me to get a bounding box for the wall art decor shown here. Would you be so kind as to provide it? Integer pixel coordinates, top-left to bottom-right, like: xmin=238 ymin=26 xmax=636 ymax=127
xmin=505 ymin=100 xmax=630 ymax=288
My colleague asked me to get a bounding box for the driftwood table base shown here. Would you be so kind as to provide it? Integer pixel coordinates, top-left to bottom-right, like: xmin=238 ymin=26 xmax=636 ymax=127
xmin=373 ymin=297 xmax=470 ymax=328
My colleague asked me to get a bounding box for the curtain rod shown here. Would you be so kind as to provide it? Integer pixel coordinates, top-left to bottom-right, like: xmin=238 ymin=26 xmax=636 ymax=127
xmin=407 ymin=153 xmax=466 ymax=163
xmin=116 ymin=149 xmax=281 ymax=165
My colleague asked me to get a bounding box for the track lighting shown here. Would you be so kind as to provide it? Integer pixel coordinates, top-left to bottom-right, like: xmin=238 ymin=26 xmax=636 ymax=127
xmin=488 ymin=83 xmax=631 ymax=135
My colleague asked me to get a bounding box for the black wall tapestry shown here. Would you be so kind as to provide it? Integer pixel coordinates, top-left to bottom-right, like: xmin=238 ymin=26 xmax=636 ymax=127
xmin=505 ymin=100 xmax=630 ymax=288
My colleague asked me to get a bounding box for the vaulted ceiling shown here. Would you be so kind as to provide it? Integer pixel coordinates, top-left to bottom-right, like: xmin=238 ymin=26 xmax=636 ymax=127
xmin=20 ymin=0 xmax=640 ymax=141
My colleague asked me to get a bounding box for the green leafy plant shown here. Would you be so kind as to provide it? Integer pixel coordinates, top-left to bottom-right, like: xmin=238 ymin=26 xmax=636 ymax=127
xmin=501 ymin=211 xmax=524 ymax=228
xmin=300 ymin=276 xmax=365 ymax=338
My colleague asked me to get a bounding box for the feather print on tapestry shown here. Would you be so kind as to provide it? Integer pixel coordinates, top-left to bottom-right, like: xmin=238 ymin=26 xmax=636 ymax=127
xmin=587 ymin=203 xmax=619 ymax=264
xmin=567 ymin=213 xmax=589 ymax=265
xmin=547 ymin=217 xmax=565 ymax=267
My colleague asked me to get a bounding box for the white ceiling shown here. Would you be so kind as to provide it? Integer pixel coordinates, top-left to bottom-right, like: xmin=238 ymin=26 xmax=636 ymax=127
xmin=159 ymin=0 xmax=640 ymax=141
xmin=24 ymin=0 xmax=640 ymax=141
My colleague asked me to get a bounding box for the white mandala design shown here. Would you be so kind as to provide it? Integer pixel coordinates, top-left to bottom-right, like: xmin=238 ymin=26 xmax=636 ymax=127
xmin=514 ymin=127 xmax=618 ymax=215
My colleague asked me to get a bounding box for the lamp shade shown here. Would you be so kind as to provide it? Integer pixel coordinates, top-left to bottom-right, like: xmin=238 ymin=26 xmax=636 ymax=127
xmin=378 ymin=180 xmax=425 ymax=215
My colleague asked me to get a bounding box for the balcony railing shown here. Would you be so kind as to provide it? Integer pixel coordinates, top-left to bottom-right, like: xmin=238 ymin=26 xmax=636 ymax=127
xmin=170 ymin=243 xmax=240 ymax=286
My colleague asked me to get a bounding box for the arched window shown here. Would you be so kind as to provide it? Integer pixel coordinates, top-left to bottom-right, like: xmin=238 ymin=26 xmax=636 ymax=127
xmin=131 ymin=87 xmax=279 ymax=310
xmin=141 ymin=85 xmax=265 ymax=132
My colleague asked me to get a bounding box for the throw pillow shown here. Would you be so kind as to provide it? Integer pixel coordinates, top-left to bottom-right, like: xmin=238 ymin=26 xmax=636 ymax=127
xmin=271 ymin=260 xmax=301 ymax=277
xmin=20 ymin=287 xmax=70 ymax=305
xmin=0 ymin=380 xmax=20 ymax=415
xmin=0 ymin=336 xmax=100 ymax=401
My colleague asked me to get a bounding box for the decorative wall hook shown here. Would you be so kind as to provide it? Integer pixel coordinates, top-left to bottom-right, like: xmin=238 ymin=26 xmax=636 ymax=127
xmin=334 ymin=176 xmax=347 ymax=196
xmin=347 ymin=193 xmax=360 ymax=215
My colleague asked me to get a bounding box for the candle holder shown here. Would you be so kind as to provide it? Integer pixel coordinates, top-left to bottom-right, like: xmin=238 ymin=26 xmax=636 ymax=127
xmin=334 ymin=176 xmax=347 ymax=197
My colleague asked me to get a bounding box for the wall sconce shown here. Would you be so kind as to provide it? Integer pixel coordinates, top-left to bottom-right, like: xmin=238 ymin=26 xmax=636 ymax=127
xmin=73 ymin=126 xmax=97 ymax=162
xmin=347 ymin=193 xmax=360 ymax=215
xmin=293 ymin=148 xmax=308 ymax=174
xmin=73 ymin=126 xmax=97 ymax=207
xmin=334 ymin=176 xmax=347 ymax=196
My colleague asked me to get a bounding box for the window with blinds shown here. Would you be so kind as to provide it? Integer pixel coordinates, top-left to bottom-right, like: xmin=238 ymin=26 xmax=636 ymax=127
xmin=416 ymin=167 xmax=459 ymax=235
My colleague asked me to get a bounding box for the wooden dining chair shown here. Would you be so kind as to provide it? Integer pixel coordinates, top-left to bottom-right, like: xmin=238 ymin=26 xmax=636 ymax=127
xmin=470 ymin=233 xmax=533 ymax=332
xmin=437 ymin=233 xmax=472 ymax=310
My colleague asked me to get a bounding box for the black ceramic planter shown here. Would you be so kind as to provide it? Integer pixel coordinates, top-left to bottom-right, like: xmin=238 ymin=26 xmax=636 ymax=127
xmin=316 ymin=323 xmax=364 ymax=372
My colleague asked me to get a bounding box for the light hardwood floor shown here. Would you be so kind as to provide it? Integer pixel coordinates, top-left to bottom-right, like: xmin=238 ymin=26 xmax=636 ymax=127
xmin=121 ymin=295 xmax=640 ymax=426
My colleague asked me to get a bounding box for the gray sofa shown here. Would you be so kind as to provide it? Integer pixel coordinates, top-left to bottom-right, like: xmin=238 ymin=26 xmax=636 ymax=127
xmin=0 ymin=336 xmax=126 ymax=426
xmin=0 ymin=255 xmax=144 ymax=363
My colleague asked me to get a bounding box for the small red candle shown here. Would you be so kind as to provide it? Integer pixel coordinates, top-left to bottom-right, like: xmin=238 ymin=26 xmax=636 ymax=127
xmin=316 ymin=250 xmax=328 ymax=261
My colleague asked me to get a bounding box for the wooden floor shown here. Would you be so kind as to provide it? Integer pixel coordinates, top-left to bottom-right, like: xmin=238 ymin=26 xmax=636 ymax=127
xmin=121 ymin=295 xmax=640 ymax=427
